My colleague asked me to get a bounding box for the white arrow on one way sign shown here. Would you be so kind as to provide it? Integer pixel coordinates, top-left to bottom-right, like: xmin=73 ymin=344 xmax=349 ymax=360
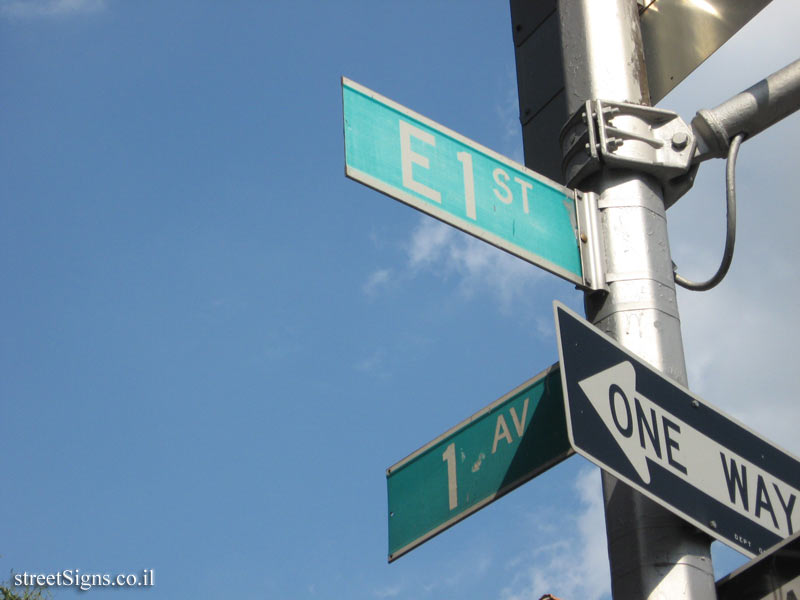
xmin=579 ymin=361 xmax=799 ymax=539
xmin=555 ymin=301 xmax=800 ymax=557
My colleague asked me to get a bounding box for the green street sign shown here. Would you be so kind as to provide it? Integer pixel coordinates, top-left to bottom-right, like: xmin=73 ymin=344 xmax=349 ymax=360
xmin=386 ymin=364 xmax=573 ymax=562
xmin=342 ymin=77 xmax=584 ymax=286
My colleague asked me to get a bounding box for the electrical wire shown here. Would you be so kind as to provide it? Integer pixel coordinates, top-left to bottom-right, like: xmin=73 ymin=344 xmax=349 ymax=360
xmin=674 ymin=133 xmax=745 ymax=291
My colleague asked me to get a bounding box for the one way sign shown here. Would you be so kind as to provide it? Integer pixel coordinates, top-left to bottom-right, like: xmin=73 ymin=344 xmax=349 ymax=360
xmin=554 ymin=302 xmax=800 ymax=557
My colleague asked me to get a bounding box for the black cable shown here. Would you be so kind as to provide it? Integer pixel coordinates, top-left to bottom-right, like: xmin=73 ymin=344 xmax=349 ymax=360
xmin=675 ymin=133 xmax=745 ymax=291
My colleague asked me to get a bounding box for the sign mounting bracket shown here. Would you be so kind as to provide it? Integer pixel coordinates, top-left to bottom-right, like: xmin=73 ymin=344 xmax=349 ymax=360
xmin=574 ymin=190 xmax=607 ymax=293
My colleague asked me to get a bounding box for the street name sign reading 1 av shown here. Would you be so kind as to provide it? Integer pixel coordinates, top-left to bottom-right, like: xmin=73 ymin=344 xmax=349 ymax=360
xmin=386 ymin=364 xmax=572 ymax=562
xmin=554 ymin=302 xmax=800 ymax=557
xmin=342 ymin=77 xmax=584 ymax=286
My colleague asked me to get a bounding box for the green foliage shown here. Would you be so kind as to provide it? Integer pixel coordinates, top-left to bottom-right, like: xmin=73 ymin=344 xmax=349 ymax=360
xmin=0 ymin=572 xmax=50 ymax=600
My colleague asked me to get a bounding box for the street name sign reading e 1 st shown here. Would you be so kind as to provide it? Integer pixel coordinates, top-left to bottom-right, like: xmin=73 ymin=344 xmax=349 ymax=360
xmin=554 ymin=302 xmax=800 ymax=557
xmin=342 ymin=77 xmax=584 ymax=286
xmin=386 ymin=365 xmax=572 ymax=562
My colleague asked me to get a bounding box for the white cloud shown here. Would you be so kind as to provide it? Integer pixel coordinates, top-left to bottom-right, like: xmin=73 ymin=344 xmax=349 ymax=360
xmin=1 ymin=0 xmax=105 ymax=18
xmin=354 ymin=348 xmax=389 ymax=378
xmin=499 ymin=467 xmax=610 ymax=600
xmin=363 ymin=268 xmax=392 ymax=297
xmin=418 ymin=549 xmax=494 ymax=596
xmin=404 ymin=218 xmax=549 ymax=314
xmin=407 ymin=217 xmax=454 ymax=268
xmin=373 ymin=585 xmax=401 ymax=599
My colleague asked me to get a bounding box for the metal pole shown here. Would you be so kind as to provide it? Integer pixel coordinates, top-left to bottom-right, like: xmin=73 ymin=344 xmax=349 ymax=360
xmin=694 ymin=58 xmax=800 ymax=160
xmin=556 ymin=1 xmax=716 ymax=598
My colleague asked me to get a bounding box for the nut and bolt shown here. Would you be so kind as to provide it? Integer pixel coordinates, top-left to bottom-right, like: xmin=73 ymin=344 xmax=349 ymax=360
xmin=671 ymin=131 xmax=689 ymax=150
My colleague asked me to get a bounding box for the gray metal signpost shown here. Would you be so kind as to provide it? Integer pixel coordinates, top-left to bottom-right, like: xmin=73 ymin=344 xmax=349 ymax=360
xmin=551 ymin=2 xmax=800 ymax=598
xmin=556 ymin=1 xmax=716 ymax=598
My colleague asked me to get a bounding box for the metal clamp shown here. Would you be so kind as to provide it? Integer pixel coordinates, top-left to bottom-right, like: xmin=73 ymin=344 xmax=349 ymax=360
xmin=561 ymin=100 xmax=696 ymax=205
xmin=574 ymin=190 xmax=607 ymax=293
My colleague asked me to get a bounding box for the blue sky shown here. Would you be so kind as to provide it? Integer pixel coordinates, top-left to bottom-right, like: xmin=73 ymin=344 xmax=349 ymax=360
xmin=1 ymin=1 xmax=798 ymax=599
